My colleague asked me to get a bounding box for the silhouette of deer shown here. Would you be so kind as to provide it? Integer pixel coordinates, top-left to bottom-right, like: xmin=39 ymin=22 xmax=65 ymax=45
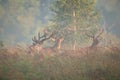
xmin=86 ymin=28 xmax=104 ymax=48
xmin=28 ymin=31 xmax=54 ymax=54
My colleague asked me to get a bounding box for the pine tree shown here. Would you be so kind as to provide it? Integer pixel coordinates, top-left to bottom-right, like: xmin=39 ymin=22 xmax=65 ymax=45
xmin=50 ymin=0 xmax=100 ymax=50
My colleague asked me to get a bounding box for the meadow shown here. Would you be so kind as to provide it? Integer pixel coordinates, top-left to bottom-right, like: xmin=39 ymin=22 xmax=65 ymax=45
xmin=0 ymin=45 xmax=120 ymax=80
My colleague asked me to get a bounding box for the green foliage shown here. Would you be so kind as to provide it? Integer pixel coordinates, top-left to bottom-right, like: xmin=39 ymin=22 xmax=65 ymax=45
xmin=50 ymin=0 xmax=100 ymax=46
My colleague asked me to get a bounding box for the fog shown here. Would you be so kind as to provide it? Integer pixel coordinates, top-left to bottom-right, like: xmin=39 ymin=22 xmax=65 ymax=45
xmin=0 ymin=0 xmax=120 ymax=45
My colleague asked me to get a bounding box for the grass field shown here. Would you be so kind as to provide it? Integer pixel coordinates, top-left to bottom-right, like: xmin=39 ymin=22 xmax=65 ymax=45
xmin=0 ymin=45 xmax=120 ymax=80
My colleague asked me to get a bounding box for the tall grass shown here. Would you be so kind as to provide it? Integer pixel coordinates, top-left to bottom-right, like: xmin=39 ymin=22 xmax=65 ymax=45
xmin=0 ymin=45 xmax=120 ymax=80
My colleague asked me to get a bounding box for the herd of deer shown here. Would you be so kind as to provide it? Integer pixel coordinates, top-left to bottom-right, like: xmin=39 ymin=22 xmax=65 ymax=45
xmin=28 ymin=28 xmax=104 ymax=56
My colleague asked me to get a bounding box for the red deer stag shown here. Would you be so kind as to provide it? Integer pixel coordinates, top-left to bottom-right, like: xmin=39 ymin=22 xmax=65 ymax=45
xmin=28 ymin=32 xmax=54 ymax=55
xmin=79 ymin=28 xmax=104 ymax=54
xmin=86 ymin=28 xmax=104 ymax=48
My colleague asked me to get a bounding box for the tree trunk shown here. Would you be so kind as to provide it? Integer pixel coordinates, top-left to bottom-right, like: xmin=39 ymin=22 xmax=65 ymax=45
xmin=73 ymin=10 xmax=77 ymax=50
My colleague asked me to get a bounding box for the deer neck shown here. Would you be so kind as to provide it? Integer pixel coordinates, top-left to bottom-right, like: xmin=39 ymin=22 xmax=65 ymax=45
xmin=56 ymin=37 xmax=64 ymax=49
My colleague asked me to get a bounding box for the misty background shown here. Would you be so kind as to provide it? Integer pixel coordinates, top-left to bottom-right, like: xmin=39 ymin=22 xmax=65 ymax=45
xmin=0 ymin=0 xmax=120 ymax=45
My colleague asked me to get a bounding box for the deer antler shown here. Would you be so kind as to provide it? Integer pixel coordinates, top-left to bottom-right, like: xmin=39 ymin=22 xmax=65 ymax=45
xmin=39 ymin=32 xmax=54 ymax=43
xmin=85 ymin=27 xmax=104 ymax=48
xmin=32 ymin=31 xmax=55 ymax=45
xmin=32 ymin=33 xmax=45 ymax=43
xmin=32 ymin=36 xmax=37 ymax=43
xmin=96 ymin=28 xmax=104 ymax=38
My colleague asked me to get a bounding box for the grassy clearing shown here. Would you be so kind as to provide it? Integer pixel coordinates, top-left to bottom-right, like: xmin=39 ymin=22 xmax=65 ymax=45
xmin=0 ymin=46 xmax=120 ymax=80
